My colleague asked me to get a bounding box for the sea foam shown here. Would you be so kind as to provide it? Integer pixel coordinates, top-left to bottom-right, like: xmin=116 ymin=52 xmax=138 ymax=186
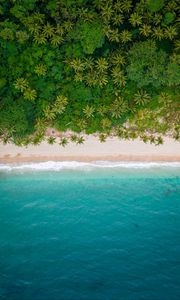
xmin=0 ymin=161 xmax=180 ymax=172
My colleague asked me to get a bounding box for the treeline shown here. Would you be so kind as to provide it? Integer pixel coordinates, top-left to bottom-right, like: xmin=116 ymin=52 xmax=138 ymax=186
xmin=0 ymin=0 xmax=179 ymax=146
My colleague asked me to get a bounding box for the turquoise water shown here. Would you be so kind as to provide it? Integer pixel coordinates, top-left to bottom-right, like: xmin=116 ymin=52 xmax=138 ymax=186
xmin=0 ymin=164 xmax=180 ymax=300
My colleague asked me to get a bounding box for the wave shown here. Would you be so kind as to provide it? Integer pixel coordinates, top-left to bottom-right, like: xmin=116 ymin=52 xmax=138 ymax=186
xmin=0 ymin=161 xmax=180 ymax=172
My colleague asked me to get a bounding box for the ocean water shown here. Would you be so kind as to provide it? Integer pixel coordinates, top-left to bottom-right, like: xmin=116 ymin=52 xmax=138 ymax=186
xmin=0 ymin=162 xmax=180 ymax=300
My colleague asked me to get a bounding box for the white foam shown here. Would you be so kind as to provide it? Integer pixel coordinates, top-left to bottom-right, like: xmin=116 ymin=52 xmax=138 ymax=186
xmin=0 ymin=161 xmax=180 ymax=172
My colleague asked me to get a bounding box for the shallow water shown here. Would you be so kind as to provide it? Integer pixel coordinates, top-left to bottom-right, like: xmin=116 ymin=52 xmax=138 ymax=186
xmin=0 ymin=163 xmax=180 ymax=300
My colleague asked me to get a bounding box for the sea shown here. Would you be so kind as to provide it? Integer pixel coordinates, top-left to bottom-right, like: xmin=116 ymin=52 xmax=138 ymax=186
xmin=0 ymin=161 xmax=180 ymax=300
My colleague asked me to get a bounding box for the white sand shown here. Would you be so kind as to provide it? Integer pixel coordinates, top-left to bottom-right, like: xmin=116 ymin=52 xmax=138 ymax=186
xmin=0 ymin=136 xmax=180 ymax=162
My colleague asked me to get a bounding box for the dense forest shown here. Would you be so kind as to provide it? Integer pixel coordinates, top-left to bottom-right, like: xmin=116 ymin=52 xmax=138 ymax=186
xmin=0 ymin=0 xmax=179 ymax=146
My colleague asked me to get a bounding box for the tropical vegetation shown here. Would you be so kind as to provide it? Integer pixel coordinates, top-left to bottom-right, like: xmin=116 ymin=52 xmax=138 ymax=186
xmin=0 ymin=0 xmax=179 ymax=146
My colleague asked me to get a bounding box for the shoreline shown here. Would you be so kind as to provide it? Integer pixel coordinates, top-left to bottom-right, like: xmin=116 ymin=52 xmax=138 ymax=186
xmin=1 ymin=155 xmax=180 ymax=164
xmin=0 ymin=137 xmax=180 ymax=163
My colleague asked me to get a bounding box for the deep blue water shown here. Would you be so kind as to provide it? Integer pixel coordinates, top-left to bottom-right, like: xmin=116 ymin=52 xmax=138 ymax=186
xmin=0 ymin=165 xmax=180 ymax=300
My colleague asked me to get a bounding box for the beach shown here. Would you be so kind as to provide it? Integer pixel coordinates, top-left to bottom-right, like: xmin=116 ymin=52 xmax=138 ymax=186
xmin=0 ymin=136 xmax=180 ymax=163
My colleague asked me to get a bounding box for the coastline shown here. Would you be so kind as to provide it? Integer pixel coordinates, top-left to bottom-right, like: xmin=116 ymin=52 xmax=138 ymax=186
xmin=0 ymin=136 xmax=180 ymax=163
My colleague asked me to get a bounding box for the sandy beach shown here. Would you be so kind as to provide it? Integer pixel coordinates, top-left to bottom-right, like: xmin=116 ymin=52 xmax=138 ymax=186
xmin=0 ymin=136 xmax=180 ymax=163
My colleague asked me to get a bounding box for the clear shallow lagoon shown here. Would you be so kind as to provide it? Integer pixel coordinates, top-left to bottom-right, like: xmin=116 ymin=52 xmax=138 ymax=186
xmin=0 ymin=162 xmax=180 ymax=300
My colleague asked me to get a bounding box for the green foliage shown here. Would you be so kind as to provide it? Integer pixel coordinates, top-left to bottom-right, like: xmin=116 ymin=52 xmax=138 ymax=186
xmin=146 ymin=0 xmax=164 ymax=12
xmin=163 ymin=12 xmax=175 ymax=25
xmin=0 ymin=101 xmax=34 ymax=139
xmin=23 ymin=88 xmax=37 ymax=101
xmin=72 ymin=20 xmax=105 ymax=54
xmin=134 ymin=90 xmax=150 ymax=106
xmin=126 ymin=40 xmax=167 ymax=88
xmin=14 ymin=78 xmax=29 ymax=92
xmin=0 ymin=78 xmax=7 ymax=90
xmin=59 ymin=137 xmax=68 ymax=147
xmin=34 ymin=64 xmax=47 ymax=76
xmin=166 ymin=62 xmax=180 ymax=86
xmin=47 ymin=136 xmax=56 ymax=144
xmin=0 ymin=0 xmax=179 ymax=145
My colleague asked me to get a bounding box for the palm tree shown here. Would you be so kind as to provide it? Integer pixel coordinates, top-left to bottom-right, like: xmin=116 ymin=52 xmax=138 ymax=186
xmin=55 ymin=95 xmax=68 ymax=106
xmin=101 ymin=118 xmax=112 ymax=130
xmin=101 ymin=4 xmax=114 ymax=22
xmin=158 ymin=92 xmax=172 ymax=104
xmin=122 ymin=130 xmax=130 ymax=140
xmin=166 ymin=1 xmax=178 ymax=11
xmin=173 ymin=129 xmax=180 ymax=141
xmin=43 ymin=23 xmax=54 ymax=37
xmin=56 ymin=25 xmax=65 ymax=36
xmin=111 ymin=110 xmax=122 ymax=119
xmin=122 ymin=1 xmax=132 ymax=13
xmin=134 ymin=0 xmax=144 ymax=14
xmin=32 ymin=133 xmax=44 ymax=146
xmin=115 ymin=126 xmax=124 ymax=138
xmin=114 ymin=1 xmax=123 ymax=13
xmin=70 ymin=134 xmax=78 ymax=142
xmin=129 ymin=12 xmax=142 ymax=27
xmin=152 ymin=13 xmax=162 ymax=26
xmin=54 ymin=95 xmax=68 ymax=114
xmin=112 ymin=52 xmax=125 ymax=66
xmin=69 ymin=58 xmax=85 ymax=73
xmin=92 ymin=0 xmax=105 ymax=10
xmin=112 ymin=67 xmax=127 ymax=87
xmin=27 ymin=23 xmax=41 ymax=35
xmin=155 ymin=136 xmax=163 ymax=145
xmin=107 ymin=28 xmax=120 ymax=43
xmin=102 ymin=24 xmax=111 ymax=38
xmin=78 ymin=8 xmax=95 ymax=22
xmin=96 ymin=58 xmax=108 ymax=73
xmin=112 ymin=14 xmax=124 ymax=26
xmin=97 ymin=74 xmax=108 ymax=87
xmin=77 ymin=119 xmax=87 ymax=130
xmin=139 ymin=24 xmax=152 ymax=37
xmin=140 ymin=134 xmax=149 ymax=144
xmin=43 ymin=106 xmax=56 ymax=120
xmin=164 ymin=26 xmax=177 ymax=40
xmin=111 ymin=97 xmax=128 ymax=118
xmin=83 ymin=105 xmax=95 ymax=118
xmin=120 ymin=30 xmax=132 ymax=43
xmin=34 ymin=34 xmax=47 ymax=45
xmin=97 ymin=105 xmax=109 ymax=116
xmin=128 ymin=131 xmax=138 ymax=140
xmin=85 ymin=71 xmax=98 ymax=87
xmin=153 ymin=27 xmax=164 ymax=40
xmin=134 ymin=90 xmax=150 ymax=106
xmin=74 ymin=72 xmax=83 ymax=82
xmin=174 ymin=41 xmax=180 ymax=52
xmin=149 ymin=135 xmax=156 ymax=144
xmin=63 ymin=21 xmax=73 ymax=32
xmin=76 ymin=136 xmax=85 ymax=145
xmin=23 ymin=88 xmax=37 ymax=101
xmin=59 ymin=137 xmax=68 ymax=147
xmin=47 ymin=136 xmax=56 ymax=145
xmin=14 ymin=78 xmax=28 ymax=92
xmin=16 ymin=31 xmax=29 ymax=43
xmin=99 ymin=133 xmax=107 ymax=143
xmin=32 ymin=12 xmax=45 ymax=24
xmin=35 ymin=117 xmax=47 ymax=133
xmin=14 ymin=137 xmax=27 ymax=147
xmin=51 ymin=35 xmax=64 ymax=46
xmin=0 ymin=28 xmax=14 ymax=40
xmin=111 ymin=106 xmax=123 ymax=119
xmin=84 ymin=57 xmax=94 ymax=70
xmin=2 ymin=135 xmax=11 ymax=145
xmin=34 ymin=64 xmax=47 ymax=76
